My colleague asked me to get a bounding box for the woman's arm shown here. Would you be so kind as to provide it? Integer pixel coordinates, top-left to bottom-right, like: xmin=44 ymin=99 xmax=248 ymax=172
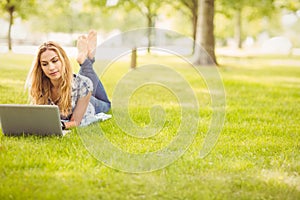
xmin=65 ymin=92 xmax=92 ymax=129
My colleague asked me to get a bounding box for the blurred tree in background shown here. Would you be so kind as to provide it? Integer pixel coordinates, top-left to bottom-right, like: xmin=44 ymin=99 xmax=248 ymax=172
xmin=215 ymin=0 xmax=300 ymax=48
xmin=117 ymin=0 xmax=165 ymax=53
xmin=29 ymin=0 xmax=147 ymax=39
xmin=0 ymin=0 xmax=36 ymax=50
xmin=30 ymin=0 xmax=103 ymax=33
xmin=217 ymin=0 xmax=276 ymax=49
xmin=168 ymin=0 xmax=198 ymax=54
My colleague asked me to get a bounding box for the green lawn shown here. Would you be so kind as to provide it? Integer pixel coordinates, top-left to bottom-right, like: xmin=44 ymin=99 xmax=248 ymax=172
xmin=0 ymin=52 xmax=299 ymax=199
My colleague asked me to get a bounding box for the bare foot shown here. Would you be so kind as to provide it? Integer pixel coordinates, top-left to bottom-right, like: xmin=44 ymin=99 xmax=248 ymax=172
xmin=87 ymin=30 xmax=97 ymax=59
xmin=76 ymin=35 xmax=88 ymax=64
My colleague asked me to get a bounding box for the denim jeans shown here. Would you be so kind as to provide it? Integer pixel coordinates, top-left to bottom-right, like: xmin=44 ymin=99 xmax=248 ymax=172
xmin=79 ymin=58 xmax=111 ymax=113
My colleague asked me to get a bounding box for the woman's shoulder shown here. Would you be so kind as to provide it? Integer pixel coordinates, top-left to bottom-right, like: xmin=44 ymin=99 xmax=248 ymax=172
xmin=73 ymin=73 xmax=89 ymax=81
xmin=73 ymin=74 xmax=91 ymax=84
xmin=72 ymin=74 xmax=93 ymax=91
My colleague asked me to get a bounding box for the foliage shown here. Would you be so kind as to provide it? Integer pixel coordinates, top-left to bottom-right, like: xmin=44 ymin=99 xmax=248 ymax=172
xmin=215 ymin=0 xmax=278 ymax=46
xmin=29 ymin=0 xmax=89 ymax=33
xmin=217 ymin=0 xmax=276 ymax=17
xmin=28 ymin=0 xmax=147 ymax=34
xmin=274 ymin=0 xmax=300 ymax=12
xmin=0 ymin=0 xmax=37 ymax=20
xmin=121 ymin=0 xmax=163 ymax=19
xmin=112 ymin=0 xmax=167 ymax=52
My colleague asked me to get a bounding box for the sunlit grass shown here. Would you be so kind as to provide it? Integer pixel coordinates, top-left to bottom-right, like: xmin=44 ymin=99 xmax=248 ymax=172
xmin=0 ymin=53 xmax=299 ymax=199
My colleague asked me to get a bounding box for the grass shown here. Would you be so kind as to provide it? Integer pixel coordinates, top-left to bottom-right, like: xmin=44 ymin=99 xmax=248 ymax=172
xmin=0 ymin=52 xmax=299 ymax=199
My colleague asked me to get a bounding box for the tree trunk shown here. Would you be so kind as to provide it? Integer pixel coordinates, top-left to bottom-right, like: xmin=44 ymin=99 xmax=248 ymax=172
xmin=191 ymin=0 xmax=198 ymax=55
xmin=234 ymin=9 xmax=242 ymax=49
xmin=193 ymin=0 xmax=217 ymax=66
xmin=130 ymin=47 xmax=137 ymax=69
xmin=147 ymin=14 xmax=153 ymax=54
xmin=8 ymin=7 xmax=14 ymax=51
xmin=192 ymin=11 xmax=198 ymax=55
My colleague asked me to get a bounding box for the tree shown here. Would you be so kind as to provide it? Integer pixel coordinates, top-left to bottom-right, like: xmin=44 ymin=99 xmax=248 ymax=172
xmin=89 ymin=0 xmax=146 ymax=32
xmin=274 ymin=0 xmax=300 ymax=12
xmin=117 ymin=0 xmax=164 ymax=53
xmin=169 ymin=0 xmax=198 ymax=54
xmin=193 ymin=0 xmax=217 ymax=65
xmin=30 ymin=0 xmax=109 ymax=35
xmin=0 ymin=0 xmax=36 ymax=51
xmin=217 ymin=0 xmax=276 ymax=48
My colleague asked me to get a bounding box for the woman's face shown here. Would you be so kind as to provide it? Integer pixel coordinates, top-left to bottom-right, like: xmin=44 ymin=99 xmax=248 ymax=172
xmin=40 ymin=50 xmax=63 ymax=82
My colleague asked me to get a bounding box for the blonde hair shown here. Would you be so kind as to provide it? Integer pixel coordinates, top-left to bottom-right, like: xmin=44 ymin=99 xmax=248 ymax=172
xmin=28 ymin=41 xmax=73 ymax=117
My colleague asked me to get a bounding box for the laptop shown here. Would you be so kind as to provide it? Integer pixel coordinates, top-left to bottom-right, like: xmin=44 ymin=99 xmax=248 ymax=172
xmin=0 ymin=104 xmax=69 ymax=136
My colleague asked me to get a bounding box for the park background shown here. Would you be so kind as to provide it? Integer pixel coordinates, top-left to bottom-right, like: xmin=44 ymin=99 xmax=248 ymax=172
xmin=1 ymin=0 xmax=300 ymax=57
xmin=0 ymin=0 xmax=300 ymax=199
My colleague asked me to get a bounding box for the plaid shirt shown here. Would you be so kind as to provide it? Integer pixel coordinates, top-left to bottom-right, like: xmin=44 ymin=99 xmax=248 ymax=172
xmin=71 ymin=74 xmax=94 ymax=125
xmin=49 ymin=74 xmax=95 ymax=125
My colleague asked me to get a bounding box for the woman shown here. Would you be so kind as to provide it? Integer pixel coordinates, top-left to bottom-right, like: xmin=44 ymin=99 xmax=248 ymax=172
xmin=28 ymin=30 xmax=111 ymax=129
